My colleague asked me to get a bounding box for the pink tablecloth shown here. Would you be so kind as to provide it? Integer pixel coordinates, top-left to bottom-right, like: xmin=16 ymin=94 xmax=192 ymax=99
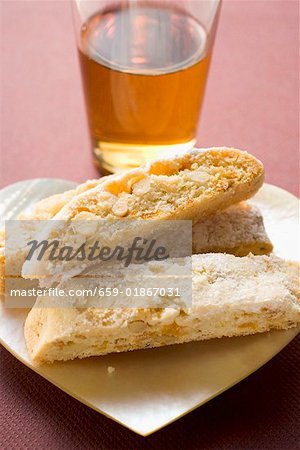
xmin=1 ymin=0 xmax=299 ymax=195
xmin=0 ymin=1 xmax=299 ymax=449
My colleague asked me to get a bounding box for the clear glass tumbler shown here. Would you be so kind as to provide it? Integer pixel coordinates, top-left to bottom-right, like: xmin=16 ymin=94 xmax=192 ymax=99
xmin=72 ymin=0 xmax=221 ymax=173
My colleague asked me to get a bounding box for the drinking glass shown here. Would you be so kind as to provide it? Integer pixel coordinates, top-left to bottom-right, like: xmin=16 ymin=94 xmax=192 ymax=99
xmin=72 ymin=0 xmax=221 ymax=173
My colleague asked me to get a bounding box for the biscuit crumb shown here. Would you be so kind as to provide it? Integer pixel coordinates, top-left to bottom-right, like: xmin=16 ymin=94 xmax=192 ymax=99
xmin=107 ymin=366 xmax=115 ymax=375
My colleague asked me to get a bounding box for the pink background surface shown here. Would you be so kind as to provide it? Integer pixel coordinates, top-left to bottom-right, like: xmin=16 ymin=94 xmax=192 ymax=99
xmin=0 ymin=2 xmax=299 ymax=448
xmin=0 ymin=0 xmax=299 ymax=195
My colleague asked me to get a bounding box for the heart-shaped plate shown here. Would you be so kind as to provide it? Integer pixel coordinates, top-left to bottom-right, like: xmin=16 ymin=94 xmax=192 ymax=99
xmin=0 ymin=180 xmax=299 ymax=436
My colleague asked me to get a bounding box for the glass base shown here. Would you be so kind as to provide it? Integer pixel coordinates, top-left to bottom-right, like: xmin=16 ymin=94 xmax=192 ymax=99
xmin=93 ymin=139 xmax=196 ymax=173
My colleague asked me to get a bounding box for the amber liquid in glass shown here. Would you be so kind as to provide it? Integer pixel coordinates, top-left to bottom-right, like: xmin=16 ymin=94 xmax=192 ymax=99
xmin=79 ymin=4 xmax=211 ymax=172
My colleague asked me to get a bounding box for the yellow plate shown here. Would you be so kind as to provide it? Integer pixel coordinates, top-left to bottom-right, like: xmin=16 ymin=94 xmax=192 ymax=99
xmin=0 ymin=180 xmax=299 ymax=436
